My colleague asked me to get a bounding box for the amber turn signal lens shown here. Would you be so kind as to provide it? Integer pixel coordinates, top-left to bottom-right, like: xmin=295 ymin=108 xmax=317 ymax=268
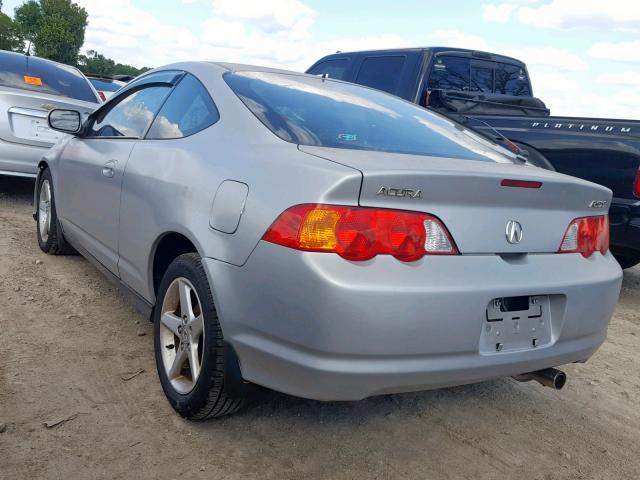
xmin=23 ymin=75 xmax=43 ymax=86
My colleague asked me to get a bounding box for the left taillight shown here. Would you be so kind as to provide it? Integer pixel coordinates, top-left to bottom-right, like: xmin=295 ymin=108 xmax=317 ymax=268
xmin=558 ymin=215 xmax=609 ymax=258
xmin=262 ymin=204 xmax=458 ymax=262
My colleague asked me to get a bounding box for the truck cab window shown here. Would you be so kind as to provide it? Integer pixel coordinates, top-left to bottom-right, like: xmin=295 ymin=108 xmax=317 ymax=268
xmin=355 ymin=56 xmax=406 ymax=95
xmin=470 ymin=62 xmax=493 ymax=93
xmin=307 ymin=59 xmax=349 ymax=79
xmin=428 ymin=56 xmax=470 ymax=92
xmin=495 ymin=63 xmax=531 ymax=96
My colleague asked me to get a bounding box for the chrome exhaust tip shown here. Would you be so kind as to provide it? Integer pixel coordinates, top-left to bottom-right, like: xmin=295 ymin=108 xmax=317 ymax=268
xmin=514 ymin=368 xmax=567 ymax=390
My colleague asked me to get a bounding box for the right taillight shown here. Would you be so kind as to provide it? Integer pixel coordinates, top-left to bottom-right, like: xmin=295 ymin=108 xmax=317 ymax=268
xmin=558 ymin=215 xmax=609 ymax=258
xmin=634 ymin=166 xmax=640 ymax=198
xmin=262 ymin=204 xmax=458 ymax=262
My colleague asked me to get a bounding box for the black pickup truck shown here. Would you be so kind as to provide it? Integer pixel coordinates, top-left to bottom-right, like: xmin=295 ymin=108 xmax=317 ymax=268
xmin=307 ymin=47 xmax=640 ymax=268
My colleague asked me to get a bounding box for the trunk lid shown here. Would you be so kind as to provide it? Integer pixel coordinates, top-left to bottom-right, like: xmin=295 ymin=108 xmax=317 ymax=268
xmin=300 ymin=145 xmax=612 ymax=254
xmin=0 ymin=88 xmax=96 ymax=148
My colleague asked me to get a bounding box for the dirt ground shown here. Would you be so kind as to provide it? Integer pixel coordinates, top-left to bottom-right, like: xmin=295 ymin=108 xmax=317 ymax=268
xmin=1 ymin=175 xmax=639 ymax=480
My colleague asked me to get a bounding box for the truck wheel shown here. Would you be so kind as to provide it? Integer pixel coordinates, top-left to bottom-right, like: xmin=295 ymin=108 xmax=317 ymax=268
xmin=36 ymin=168 xmax=76 ymax=255
xmin=614 ymin=254 xmax=640 ymax=270
xmin=154 ymin=253 xmax=246 ymax=419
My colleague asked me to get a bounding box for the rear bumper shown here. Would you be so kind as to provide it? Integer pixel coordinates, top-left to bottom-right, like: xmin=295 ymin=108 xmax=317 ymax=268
xmin=0 ymin=138 xmax=47 ymax=176
xmin=203 ymin=243 xmax=622 ymax=401
xmin=610 ymin=198 xmax=640 ymax=258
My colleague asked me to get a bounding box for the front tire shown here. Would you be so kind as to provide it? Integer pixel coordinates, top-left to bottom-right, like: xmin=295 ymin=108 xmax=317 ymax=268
xmin=36 ymin=168 xmax=75 ymax=255
xmin=154 ymin=253 xmax=246 ymax=419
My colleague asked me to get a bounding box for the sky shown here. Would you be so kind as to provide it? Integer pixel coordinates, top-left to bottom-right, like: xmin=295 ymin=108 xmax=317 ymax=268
xmin=2 ymin=0 xmax=639 ymax=119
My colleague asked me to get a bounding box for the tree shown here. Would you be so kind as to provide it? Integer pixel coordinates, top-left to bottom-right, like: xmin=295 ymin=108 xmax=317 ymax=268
xmin=113 ymin=62 xmax=151 ymax=77
xmin=77 ymin=50 xmax=115 ymax=75
xmin=78 ymin=49 xmax=151 ymax=77
xmin=0 ymin=12 xmax=24 ymax=52
xmin=14 ymin=0 xmax=87 ymax=64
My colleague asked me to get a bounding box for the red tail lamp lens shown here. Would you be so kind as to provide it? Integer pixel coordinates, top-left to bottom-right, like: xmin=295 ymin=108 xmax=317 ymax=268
xmin=558 ymin=215 xmax=609 ymax=258
xmin=263 ymin=204 xmax=458 ymax=262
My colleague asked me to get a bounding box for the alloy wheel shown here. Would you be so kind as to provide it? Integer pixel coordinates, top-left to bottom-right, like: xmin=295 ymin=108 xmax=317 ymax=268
xmin=159 ymin=277 xmax=205 ymax=394
xmin=38 ymin=179 xmax=52 ymax=243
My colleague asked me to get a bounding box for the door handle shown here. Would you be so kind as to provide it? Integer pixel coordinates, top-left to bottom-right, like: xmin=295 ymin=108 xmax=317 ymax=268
xmin=102 ymin=160 xmax=117 ymax=178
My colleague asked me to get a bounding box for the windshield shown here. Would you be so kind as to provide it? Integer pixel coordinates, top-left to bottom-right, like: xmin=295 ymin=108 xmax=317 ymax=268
xmin=224 ymin=71 xmax=516 ymax=163
xmin=0 ymin=53 xmax=98 ymax=103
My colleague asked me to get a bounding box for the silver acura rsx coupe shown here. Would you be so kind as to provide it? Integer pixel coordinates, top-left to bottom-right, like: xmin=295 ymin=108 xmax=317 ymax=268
xmin=35 ymin=62 xmax=622 ymax=419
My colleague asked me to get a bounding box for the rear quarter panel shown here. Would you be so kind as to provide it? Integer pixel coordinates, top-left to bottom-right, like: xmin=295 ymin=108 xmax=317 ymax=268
xmin=116 ymin=65 xmax=362 ymax=302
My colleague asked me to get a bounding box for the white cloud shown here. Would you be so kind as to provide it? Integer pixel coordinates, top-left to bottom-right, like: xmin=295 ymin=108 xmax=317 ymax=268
xmin=80 ymin=0 xmax=199 ymax=67
xmin=211 ymin=0 xmax=316 ymax=36
xmin=597 ymin=72 xmax=640 ymax=86
xmin=482 ymin=3 xmax=517 ymax=23
xmin=588 ymin=40 xmax=640 ymax=63
xmin=518 ymin=0 xmax=640 ymax=29
xmin=499 ymin=47 xmax=588 ymax=71
xmin=428 ymin=30 xmax=490 ymax=50
xmin=75 ymin=0 xmax=412 ymax=72
xmin=483 ymin=0 xmax=640 ymax=29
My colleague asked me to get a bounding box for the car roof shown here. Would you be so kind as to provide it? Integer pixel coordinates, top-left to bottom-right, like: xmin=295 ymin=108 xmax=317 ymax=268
xmin=149 ymin=61 xmax=307 ymax=79
xmin=210 ymin=62 xmax=304 ymax=75
xmin=312 ymin=47 xmax=526 ymax=67
xmin=0 ymin=49 xmax=83 ymax=71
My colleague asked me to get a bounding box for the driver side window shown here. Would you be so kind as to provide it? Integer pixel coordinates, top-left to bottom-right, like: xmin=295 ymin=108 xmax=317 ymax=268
xmin=87 ymin=86 xmax=171 ymax=138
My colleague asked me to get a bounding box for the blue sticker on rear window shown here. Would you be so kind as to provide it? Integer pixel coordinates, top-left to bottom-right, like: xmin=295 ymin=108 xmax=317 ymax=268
xmin=337 ymin=133 xmax=357 ymax=141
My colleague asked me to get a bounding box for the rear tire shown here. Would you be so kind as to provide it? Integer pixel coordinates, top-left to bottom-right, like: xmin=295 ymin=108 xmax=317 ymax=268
xmin=36 ymin=168 xmax=76 ymax=255
xmin=614 ymin=254 xmax=640 ymax=270
xmin=154 ymin=253 xmax=246 ymax=419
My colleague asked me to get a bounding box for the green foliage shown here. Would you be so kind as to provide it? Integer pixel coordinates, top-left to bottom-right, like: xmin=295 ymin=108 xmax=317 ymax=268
xmin=0 ymin=11 xmax=24 ymax=51
xmin=77 ymin=49 xmax=151 ymax=77
xmin=14 ymin=0 xmax=87 ymax=64
xmin=114 ymin=62 xmax=151 ymax=77
xmin=77 ymin=50 xmax=115 ymax=75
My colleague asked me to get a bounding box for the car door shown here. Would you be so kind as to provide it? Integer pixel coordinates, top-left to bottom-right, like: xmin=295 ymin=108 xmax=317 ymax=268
xmin=117 ymin=73 xmax=221 ymax=300
xmin=56 ymin=73 xmax=180 ymax=274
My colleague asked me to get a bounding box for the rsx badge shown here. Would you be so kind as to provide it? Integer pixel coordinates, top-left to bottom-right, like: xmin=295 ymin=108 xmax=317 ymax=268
xmin=376 ymin=187 xmax=422 ymax=199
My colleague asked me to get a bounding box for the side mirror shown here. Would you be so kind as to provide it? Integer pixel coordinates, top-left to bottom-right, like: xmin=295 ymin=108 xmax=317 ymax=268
xmin=48 ymin=109 xmax=82 ymax=134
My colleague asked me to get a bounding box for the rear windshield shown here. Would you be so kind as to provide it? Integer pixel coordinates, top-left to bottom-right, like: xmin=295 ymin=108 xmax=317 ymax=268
xmin=224 ymin=71 xmax=515 ymax=163
xmin=89 ymin=78 xmax=123 ymax=92
xmin=429 ymin=55 xmax=531 ymax=96
xmin=0 ymin=53 xmax=98 ymax=103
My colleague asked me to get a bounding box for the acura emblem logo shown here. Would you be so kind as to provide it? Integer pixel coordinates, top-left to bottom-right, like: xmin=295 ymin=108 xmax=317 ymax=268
xmin=505 ymin=220 xmax=523 ymax=244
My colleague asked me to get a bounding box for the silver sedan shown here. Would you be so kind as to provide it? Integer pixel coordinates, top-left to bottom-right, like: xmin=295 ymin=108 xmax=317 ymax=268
xmin=0 ymin=50 xmax=99 ymax=177
xmin=35 ymin=62 xmax=622 ymax=419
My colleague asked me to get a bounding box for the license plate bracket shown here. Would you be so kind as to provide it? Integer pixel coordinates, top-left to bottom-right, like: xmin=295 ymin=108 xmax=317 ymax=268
xmin=480 ymin=295 xmax=551 ymax=354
